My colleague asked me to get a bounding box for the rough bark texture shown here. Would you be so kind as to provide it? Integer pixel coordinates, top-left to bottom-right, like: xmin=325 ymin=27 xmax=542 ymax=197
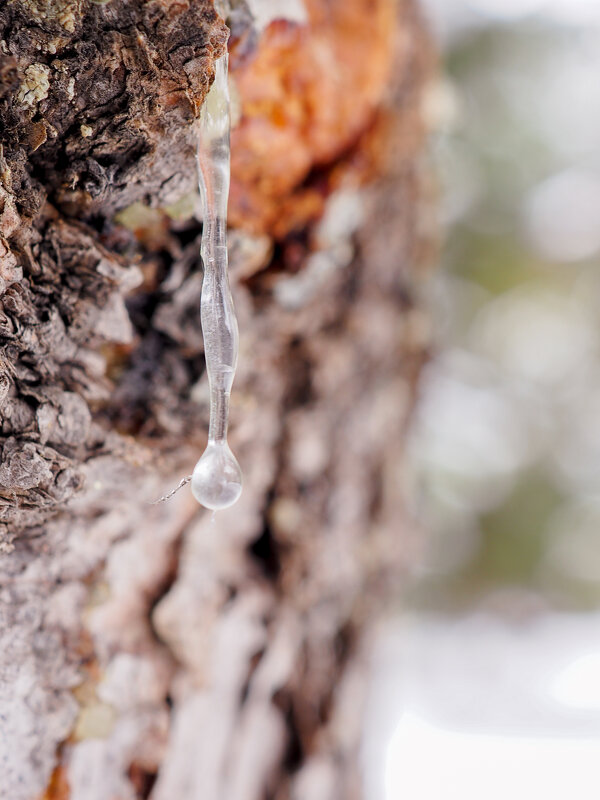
xmin=0 ymin=1 xmax=433 ymax=798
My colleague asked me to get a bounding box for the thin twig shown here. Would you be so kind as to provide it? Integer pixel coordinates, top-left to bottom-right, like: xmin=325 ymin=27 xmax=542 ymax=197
xmin=151 ymin=475 xmax=192 ymax=504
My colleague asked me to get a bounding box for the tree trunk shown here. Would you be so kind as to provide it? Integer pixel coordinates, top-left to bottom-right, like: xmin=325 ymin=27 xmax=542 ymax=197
xmin=0 ymin=1 xmax=433 ymax=798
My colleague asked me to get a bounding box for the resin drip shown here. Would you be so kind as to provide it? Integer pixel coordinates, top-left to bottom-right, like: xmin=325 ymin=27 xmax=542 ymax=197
xmin=191 ymin=53 xmax=242 ymax=511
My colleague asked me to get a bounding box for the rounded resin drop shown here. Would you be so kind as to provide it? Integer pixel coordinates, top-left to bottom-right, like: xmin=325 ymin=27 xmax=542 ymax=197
xmin=191 ymin=441 xmax=242 ymax=511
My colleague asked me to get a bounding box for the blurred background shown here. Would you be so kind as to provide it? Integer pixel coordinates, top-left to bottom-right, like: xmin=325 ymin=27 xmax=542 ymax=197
xmin=364 ymin=0 xmax=600 ymax=797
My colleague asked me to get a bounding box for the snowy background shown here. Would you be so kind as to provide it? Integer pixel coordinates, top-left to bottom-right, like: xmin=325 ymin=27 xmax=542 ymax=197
xmin=365 ymin=1 xmax=600 ymax=797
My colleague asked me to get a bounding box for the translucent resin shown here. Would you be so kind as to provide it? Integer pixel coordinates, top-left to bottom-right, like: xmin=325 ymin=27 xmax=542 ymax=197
xmin=191 ymin=54 xmax=242 ymax=511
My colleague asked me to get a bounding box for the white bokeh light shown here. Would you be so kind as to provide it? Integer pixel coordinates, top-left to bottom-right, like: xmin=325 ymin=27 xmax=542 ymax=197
xmin=363 ymin=615 xmax=600 ymax=800
xmin=469 ymin=285 xmax=597 ymax=387
xmin=386 ymin=713 xmax=600 ymax=800
xmin=551 ymin=653 xmax=600 ymax=710
xmin=524 ymin=169 xmax=600 ymax=263
xmin=465 ymin=0 xmax=548 ymax=20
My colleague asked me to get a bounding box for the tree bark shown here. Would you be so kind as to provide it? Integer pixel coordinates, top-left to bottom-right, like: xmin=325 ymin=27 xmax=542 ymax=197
xmin=0 ymin=1 xmax=433 ymax=798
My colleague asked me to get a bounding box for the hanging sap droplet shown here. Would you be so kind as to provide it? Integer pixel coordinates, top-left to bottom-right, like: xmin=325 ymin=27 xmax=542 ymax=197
xmin=193 ymin=48 xmax=243 ymax=512
xmin=191 ymin=441 xmax=242 ymax=511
